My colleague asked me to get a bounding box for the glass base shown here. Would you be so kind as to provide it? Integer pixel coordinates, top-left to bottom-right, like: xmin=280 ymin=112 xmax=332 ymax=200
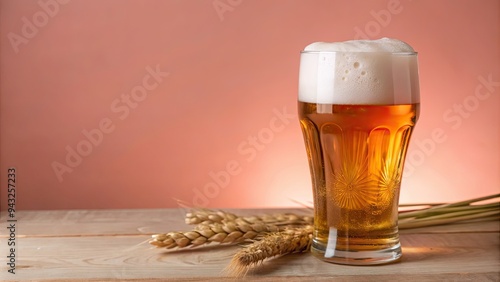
xmin=311 ymin=242 xmax=402 ymax=265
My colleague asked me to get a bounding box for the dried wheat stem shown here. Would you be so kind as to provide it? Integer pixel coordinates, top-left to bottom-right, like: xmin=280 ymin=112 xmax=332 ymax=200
xmin=399 ymin=210 xmax=500 ymax=229
xmin=149 ymin=222 xmax=281 ymax=249
xmin=224 ymin=225 xmax=313 ymax=277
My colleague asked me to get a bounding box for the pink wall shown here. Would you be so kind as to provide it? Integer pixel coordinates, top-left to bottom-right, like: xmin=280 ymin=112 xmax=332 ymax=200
xmin=1 ymin=0 xmax=498 ymax=210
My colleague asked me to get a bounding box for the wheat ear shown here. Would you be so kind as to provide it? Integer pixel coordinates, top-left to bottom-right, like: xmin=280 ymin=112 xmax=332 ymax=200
xmin=224 ymin=225 xmax=313 ymax=277
xmin=149 ymin=222 xmax=280 ymax=249
xmin=185 ymin=209 xmax=239 ymax=225
xmin=186 ymin=209 xmax=313 ymax=226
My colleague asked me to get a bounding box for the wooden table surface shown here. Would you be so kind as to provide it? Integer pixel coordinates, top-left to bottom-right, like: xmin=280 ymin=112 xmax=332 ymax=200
xmin=1 ymin=208 xmax=499 ymax=281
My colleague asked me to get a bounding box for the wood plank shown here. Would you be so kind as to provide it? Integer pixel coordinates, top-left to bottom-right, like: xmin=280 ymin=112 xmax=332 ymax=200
xmin=1 ymin=232 xmax=498 ymax=280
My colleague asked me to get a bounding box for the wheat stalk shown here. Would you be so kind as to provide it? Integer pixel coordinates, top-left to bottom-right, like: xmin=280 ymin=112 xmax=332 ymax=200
xmin=224 ymin=225 xmax=313 ymax=277
xmin=149 ymin=221 xmax=281 ymax=249
xmin=398 ymin=194 xmax=500 ymax=229
xmin=151 ymin=209 xmax=313 ymax=249
xmin=185 ymin=209 xmax=238 ymax=225
xmin=186 ymin=209 xmax=313 ymax=226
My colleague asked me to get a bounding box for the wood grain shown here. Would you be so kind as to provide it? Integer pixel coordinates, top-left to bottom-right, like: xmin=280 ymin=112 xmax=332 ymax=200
xmin=0 ymin=209 xmax=499 ymax=281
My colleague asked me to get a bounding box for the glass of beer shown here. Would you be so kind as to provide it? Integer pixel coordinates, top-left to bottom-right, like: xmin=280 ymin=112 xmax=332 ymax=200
xmin=298 ymin=38 xmax=420 ymax=265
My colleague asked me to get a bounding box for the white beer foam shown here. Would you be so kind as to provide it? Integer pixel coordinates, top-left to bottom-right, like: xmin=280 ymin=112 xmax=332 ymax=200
xmin=299 ymin=38 xmax=419 ymax=105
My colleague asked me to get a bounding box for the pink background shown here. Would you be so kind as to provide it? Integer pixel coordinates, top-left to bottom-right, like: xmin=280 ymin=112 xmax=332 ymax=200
xmin=1 ymin=0 xmax=499 ymax=210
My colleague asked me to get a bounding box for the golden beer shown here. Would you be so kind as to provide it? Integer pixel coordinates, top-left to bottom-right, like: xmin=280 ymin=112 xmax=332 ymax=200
xmin=299 ymin=102 xmax=419 ymax=263
xmin=298 ymin=38 xmax=420 ymax=265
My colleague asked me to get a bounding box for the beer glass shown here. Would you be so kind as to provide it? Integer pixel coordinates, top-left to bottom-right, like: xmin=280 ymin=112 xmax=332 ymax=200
xmin=298 ymin=47 xmax=420 ymax=265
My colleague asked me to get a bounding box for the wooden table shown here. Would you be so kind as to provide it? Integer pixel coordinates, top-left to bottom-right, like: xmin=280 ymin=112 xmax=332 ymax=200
xmin=1 ymin=208 xmax=499 ymax=281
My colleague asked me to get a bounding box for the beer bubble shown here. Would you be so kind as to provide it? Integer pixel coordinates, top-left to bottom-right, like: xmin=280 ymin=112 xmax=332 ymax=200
xmin=353 ymin=62 xmax=360 ymax=68
xmin=369 ymin=204 xmax=383 ymax=216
